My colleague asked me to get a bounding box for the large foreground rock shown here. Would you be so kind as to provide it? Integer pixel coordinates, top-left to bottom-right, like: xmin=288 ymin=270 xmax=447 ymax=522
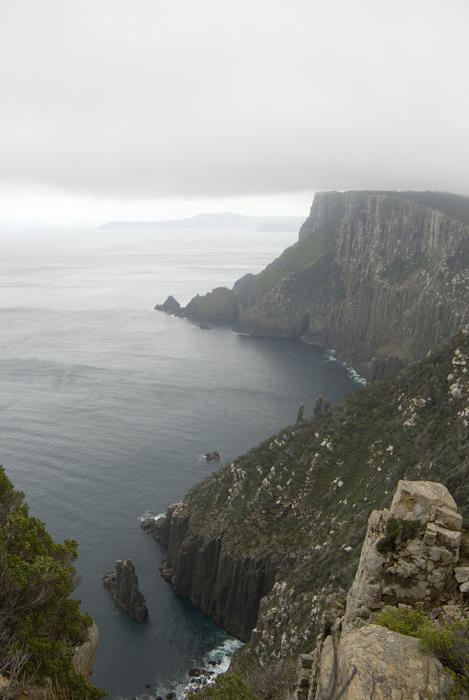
xmin=103 ymin=558 xmax=148 ymax=622
xmin=314 ymin=623 xmax=452 ymax=699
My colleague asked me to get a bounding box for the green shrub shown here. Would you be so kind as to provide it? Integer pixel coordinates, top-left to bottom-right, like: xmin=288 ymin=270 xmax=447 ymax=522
xmin=188 ymin=672 xmax=259 ymax=699
xmin=375 ymin=606 xmax=469 ymax=696
xmin=374 ymin=604 xmax=429 ymax=637
xmin=0 ymin=466 xmax=106 ymax=698
xmin=376 ymin=517 xmax=422 ymax=554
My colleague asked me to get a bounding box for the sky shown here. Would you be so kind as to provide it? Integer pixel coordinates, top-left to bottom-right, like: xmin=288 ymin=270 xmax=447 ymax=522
xmin=0 ymin=0 xmax=468 ymax=225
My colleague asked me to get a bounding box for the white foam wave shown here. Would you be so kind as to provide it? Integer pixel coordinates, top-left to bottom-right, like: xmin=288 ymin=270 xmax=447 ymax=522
xmin=323 ymin=348 xmax=367 ymax=385
xmin=137 ymin=511 xmax=166 ymax=522
xmin=173 ymin=636 xmax=244 ymax=699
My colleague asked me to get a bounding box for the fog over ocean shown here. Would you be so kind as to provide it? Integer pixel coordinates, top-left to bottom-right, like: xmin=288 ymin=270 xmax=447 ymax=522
xmin=0 ymin=226 xmax=361 ymax=698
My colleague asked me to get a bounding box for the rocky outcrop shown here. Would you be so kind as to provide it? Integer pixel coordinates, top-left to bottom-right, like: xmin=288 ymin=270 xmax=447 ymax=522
xmin=103 ymin=559 xmax=148 ymax=622
xmin=342 ymin=480 xmax=462 ymax=634
xmin=291 ymin=480 xmax=467 ymax=700
xmin=156 ymin=191 xmax=469 ymax=377
xmin=313 ymin=394 xmax=330 ymax=416
xmin=154 ymin=295 xmax=181 ymax=315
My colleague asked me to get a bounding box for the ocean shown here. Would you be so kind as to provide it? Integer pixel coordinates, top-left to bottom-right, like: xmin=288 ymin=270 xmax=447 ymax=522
xmin=0 ymin=226 xmax=361 ymax=698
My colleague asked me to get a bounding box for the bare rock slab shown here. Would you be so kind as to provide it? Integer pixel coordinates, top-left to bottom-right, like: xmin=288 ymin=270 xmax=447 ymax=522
xmin=315 ymin=624 xmax=453 ymax=699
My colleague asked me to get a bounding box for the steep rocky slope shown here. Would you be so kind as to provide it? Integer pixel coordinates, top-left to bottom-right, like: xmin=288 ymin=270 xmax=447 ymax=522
xmin=156 ymin=191 xmax=469 ymax=377
xmin=153 ymin=329 xmax=469 ymax=694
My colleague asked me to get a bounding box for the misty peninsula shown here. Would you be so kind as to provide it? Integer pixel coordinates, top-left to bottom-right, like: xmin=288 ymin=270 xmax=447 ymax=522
xmin=156 ymin=190 xmax=469 ymax=380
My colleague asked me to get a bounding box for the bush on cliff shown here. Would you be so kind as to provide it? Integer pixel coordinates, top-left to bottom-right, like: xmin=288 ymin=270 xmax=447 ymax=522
xmin=0 ymin=466 xmax=104 ymax=698
xmin=187 ymin=672 xmax=258 ymax=699
xmin=375 ymin=606 xmax=469 ymax=697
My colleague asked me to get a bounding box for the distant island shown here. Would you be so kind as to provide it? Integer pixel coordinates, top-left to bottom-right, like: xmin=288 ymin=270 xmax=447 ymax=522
xmin=100 ymin=212 xmax=304 ymax=232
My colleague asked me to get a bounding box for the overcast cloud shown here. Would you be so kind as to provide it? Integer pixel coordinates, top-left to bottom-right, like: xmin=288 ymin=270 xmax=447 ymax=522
xmin=0 ymin=0 xmax=468 ymax=213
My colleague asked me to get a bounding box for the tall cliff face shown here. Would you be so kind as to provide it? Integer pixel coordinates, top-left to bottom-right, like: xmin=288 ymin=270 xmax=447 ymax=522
xmin=236 ymin=191 xmax=469 ymax=370
xmin=156 ymin=191 xmax=469 ymax=377
xmin=154 ymin=329 xmax=469 ymax=691
xmin=160 ymin=501 xmax=280 ymax=640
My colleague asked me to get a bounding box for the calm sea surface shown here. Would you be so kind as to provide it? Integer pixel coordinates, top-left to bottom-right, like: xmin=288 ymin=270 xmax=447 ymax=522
xmin=0 ymin=226 xmax=361 ymax=698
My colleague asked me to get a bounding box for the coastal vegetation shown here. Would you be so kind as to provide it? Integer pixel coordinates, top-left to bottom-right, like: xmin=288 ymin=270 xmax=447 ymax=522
xmin=0 ymin=467 xmax=104 ymax=698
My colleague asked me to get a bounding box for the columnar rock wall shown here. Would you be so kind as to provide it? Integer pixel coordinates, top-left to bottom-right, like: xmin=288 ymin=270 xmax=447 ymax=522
xmin=237 ymin=191 xmax=469 ymax=371
xmin=157 ymin=502 xmax=280 ymax=641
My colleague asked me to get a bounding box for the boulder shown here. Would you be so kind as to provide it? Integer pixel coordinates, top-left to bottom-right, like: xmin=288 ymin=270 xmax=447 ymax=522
xmin=103 ymin=559 xmax=148 ymax=622
xmin=390 ymin=480 xmax=458 ymax=521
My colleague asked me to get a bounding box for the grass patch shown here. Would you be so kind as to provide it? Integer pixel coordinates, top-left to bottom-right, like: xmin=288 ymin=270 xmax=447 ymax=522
xmin=249 ymin=229 xmax=331 ymax=295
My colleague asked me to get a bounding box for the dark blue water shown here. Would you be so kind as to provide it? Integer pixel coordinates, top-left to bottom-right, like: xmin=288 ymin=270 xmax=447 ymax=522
xmin=0 ymin=227 xmax=361 ymax=698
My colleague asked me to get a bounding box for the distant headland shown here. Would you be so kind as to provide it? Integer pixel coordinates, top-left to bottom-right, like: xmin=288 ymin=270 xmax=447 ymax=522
xmin=100 ymin=212 xmax=304 ymax=232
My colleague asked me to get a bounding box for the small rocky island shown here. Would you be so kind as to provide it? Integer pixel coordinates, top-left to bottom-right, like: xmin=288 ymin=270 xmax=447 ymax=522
xmin=103 ymin=558 xmax=149 ymax=622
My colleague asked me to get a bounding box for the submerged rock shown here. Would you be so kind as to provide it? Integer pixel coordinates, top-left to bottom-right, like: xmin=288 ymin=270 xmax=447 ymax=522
xmin=103 ymin=559 xmax=148 ymax=622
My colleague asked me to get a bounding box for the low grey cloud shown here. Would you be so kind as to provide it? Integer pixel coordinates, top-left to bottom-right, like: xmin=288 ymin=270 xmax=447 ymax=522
xmin=1 ymin=0 xmax=468 ymax=198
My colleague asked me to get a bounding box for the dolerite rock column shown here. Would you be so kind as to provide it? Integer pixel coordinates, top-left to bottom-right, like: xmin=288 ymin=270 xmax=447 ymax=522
xmin=103 ymin=559 xmax=148 ymax=622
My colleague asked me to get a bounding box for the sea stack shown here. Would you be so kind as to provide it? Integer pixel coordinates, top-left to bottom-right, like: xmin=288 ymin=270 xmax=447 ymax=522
xmin=103 ymin=558 xmax=148 ymax=622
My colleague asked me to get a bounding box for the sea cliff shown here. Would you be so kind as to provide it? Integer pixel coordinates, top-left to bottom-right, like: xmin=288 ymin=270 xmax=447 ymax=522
xmin=154 ymin=329 xmax=469 ymax=696
xmin=157 ymin=190 xmax=469 ymax=378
